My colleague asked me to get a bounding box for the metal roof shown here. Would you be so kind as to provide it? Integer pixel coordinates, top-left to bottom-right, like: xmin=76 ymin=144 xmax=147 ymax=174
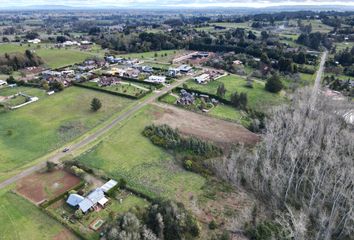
xmin=79 ymin=188 xmax=105 ymax=212
xmin=66 ymin=194 xmax=84 ymax=207
xmin=100 ymin=179 xmax=118 ymax=193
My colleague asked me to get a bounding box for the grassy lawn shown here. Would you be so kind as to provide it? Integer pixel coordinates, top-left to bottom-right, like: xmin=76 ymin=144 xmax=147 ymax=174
xmin=117 ymin=49 xmax=185 ymax=62
xmin=0 ymin=86 xmax=134 ymax=181
xmin=0 ymin=189 xmax=75 ymax=240
xmin=82 ymin=81 xmax=149 ymax=97
xmin=160 ymin=94 xmax=177 ymax=104
xmin=0 ymin=86 xmax=43 ymax=97
xmin=2 ymin=95 xmax=28 ymax=107
xmin=184 ymin=74 xmax=285 ymax=111
xmin=208 ymin=104 xmax=250 ymax=126
xmin=75 ymin=105 xmax=206 ymax=201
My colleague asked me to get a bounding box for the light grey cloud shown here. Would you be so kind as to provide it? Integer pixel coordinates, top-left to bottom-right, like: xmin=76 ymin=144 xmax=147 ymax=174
xmin=1 ymin=0 xmax=354 ymax=8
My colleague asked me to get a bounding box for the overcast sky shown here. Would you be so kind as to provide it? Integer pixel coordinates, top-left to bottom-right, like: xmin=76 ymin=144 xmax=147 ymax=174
xmin=1 ymin=0 xmax=354 ymax=8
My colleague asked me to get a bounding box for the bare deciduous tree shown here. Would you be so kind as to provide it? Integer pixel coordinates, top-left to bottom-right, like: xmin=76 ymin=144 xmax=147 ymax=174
xmin=214 ymin=89 xmax=354 ymax=239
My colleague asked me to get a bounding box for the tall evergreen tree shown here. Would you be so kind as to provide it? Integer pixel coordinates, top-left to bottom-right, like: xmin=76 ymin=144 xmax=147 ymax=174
xmin=265 ymin=73 xmax=283 ymax=93
xmin=91 ymin=98 xmax=102 ymax=111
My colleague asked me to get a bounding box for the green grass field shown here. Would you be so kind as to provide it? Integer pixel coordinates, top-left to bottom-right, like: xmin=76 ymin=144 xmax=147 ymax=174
xmin=0 ymin=86 xmax=134 ymax=181
xmin=0 ymin=189 xmax=75 ymax=240
xmin=185 ymin=75 xmax=285 ymax=111
xmin=0 ymin=86 xmax=43 ymax=97
xmin=35 ymin=48 xmax=93 ymax=69
xmin=75 ymin=105 xmax=206 ymax=201
xmin=117 ymin=49 xmax=185 ymax=62
xmin=160 ymin=93 xmax=249 ymax=126
xmin=82 ymin=81 xmax=149 ymax=97
xmin=0 ymin=43 xmax=95 ymax=69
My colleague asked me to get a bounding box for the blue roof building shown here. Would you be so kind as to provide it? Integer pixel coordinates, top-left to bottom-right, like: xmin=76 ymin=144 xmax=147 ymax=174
xmin=66 ymin=194 xmax=85 ymax=207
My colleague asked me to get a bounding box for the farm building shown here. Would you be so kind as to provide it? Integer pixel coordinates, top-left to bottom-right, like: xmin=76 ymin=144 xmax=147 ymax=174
xmin=194 ymin=74 xmax=210 ymax=84
xmin=178 ymin=65 xmax=193 ymax=73
xmin=100 ymin=179 xmax=118 ymax=193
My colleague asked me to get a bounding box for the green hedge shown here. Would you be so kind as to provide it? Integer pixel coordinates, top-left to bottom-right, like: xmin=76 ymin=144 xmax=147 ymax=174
xmin=73 ymin=82 xmax=151 ymax=99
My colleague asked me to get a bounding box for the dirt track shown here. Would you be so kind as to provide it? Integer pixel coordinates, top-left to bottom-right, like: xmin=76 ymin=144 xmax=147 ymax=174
xmin=153 ymin=103 xmax=260 ymax=146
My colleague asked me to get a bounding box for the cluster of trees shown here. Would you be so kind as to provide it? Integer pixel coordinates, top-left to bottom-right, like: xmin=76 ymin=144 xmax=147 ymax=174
xmin=96 ymin=31 xmax=186 ymax=53
xmin=106 ymin=201 xmax=200 ymax=240
xmin=230 ymin=91 xmax=248 ymax=110
xmin=296 ymin=32 xmax=331 ymax=50
xmin=323 ymin=75 xmax=353 ymax=96
xmin=143 ymin=124 xmax=221 ymax=158
xmin=334 ymin=47 xmax=354 ymax=67
xmin=215 ymin=90 xmax=354 ymax=239
xmin=0 ymin=50 xmax=43 ymax=74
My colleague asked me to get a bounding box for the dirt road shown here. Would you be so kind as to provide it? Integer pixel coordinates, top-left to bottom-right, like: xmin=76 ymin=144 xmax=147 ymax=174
xmin=309 ymin=51 xmax=327 ymax=109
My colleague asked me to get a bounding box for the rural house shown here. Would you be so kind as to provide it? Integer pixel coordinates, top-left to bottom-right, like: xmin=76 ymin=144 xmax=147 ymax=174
xmin=66 ymin=179 xmax=118 ymax=213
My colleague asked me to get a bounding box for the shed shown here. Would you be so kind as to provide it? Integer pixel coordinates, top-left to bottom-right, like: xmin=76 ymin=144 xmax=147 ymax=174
xmin=100 ymin=179 xmax=118 ymax=193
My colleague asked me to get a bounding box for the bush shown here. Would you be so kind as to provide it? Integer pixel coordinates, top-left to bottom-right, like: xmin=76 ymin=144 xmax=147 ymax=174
xmin=209 ymin=220 xmax=217 ymax=230
xmin=265 ymin=73 xmax=283 ymax=93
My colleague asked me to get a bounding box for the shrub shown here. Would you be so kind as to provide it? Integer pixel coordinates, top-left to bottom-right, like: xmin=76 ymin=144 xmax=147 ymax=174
xmin=209 ymin=219 xmax=217 ymax=230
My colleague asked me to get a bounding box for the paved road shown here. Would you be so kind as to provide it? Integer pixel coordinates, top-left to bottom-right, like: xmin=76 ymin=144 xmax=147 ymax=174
xmin=0 ymin=73 xmax=198 ymax=189
xmin=309 ymin=51 xmax=327 ymax=109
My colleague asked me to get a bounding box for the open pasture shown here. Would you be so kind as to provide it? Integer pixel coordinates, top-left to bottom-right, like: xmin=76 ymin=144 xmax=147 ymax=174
xmin=0 ymin=189 xmax=77 ymax=240
xmin=0 ymin=86 xmax=134 ymax=182
xmin=184 ymin=74 xmax=286 ymax=111
xmin=75 ymin=105 xmax=206 ymax=201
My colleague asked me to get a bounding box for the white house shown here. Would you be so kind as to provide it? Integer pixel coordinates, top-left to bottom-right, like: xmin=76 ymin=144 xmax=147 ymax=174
xmin=194 ymin=74 xmax=210 ymax=84
xmin=146 ymin=75 xmax=166 ymax=83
